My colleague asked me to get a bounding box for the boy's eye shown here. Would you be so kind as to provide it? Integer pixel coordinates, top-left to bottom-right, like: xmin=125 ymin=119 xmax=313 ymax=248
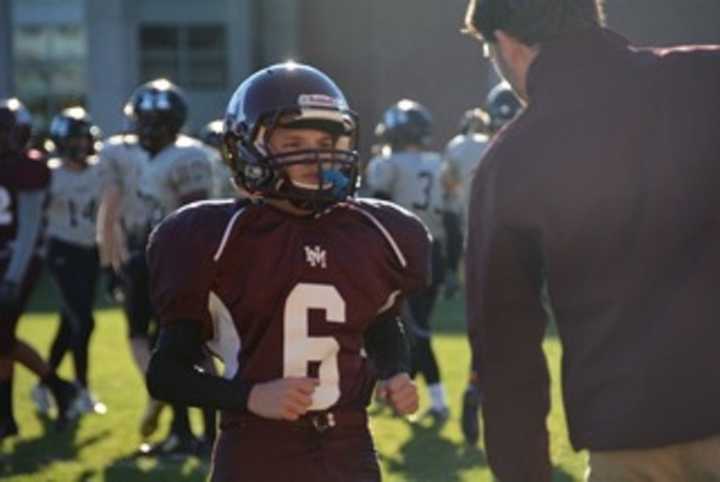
xmin=281 ymin=141 xmax=302 ymax=150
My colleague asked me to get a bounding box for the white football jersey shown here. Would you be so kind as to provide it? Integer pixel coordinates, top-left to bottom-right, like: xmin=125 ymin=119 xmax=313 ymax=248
xmin=205 ymin=145 xmax=237 ymax=199
xmin=365 ymin=150 xmax=446 ymax=241
xmin=45 ymin=157 xmax=109 ymax=247
xmin=99 ymin=134 xmax=214 ymax=238
xmin=443 ymin=133 xmax=490 ymax=219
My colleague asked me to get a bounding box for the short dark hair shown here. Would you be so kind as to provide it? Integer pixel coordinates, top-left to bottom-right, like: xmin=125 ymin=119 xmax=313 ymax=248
xmin=464 ymin=0 xmax=606 ymax=45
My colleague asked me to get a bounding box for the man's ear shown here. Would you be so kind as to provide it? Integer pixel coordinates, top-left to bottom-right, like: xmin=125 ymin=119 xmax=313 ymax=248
xmin=492 ymin=29 xmax=538 ymax=101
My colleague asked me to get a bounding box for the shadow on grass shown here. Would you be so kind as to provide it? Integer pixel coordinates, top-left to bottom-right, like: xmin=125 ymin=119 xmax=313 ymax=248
xmin=382 ymin=416 xmax=578 ymax=482
xmin=102 ymin=452 xmax=209 ymax=482
xmin=382 ymin=418 xmax=487 ymax=482
xmin=553 ymin=466 xmax=577 ymax=482
xmin=0 ymin=414 xmax=110 ymax=477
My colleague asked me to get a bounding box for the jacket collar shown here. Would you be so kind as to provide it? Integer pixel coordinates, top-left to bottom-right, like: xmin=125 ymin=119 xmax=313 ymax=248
xmin=526 ymin=28 xmax=632 ymax=106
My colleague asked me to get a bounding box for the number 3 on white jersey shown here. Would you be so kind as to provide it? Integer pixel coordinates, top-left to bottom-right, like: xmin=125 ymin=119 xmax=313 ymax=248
xmin=283 ymin=283 xmax=345 ymax=410
xmin=0 ymin=187 xmax=13 ymax=226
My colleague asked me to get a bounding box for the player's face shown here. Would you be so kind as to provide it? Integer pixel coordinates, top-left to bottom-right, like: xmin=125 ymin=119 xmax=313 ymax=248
xmin=136 ymin=114 xmax=175 ymax=154
xmin=63 ymin=136 xmax=92 ymax=163
xmin=269 ymin=127 xmax=334 ymax=188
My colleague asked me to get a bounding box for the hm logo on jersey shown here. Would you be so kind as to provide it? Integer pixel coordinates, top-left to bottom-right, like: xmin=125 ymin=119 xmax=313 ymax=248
xmin=304 ymin=245 xmax=327 ymax=269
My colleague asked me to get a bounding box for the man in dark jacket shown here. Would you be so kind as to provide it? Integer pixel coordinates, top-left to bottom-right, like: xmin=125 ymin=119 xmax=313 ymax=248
xmin=462 ymin=1 xmax=720 ymax=481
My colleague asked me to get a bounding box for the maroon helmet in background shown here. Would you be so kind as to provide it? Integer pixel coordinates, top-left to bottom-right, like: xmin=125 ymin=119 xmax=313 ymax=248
xmin=223 ymin=62 xmax=360 ymax=211
xmin=0 ymin=98 xmax=33 ymax=155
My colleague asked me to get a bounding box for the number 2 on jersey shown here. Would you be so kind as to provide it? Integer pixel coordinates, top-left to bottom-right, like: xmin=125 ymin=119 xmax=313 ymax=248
xmin=283 ymin=283 xmax=345 ymax=411
xmin=0 ymin=187 xmax=12 ymax=226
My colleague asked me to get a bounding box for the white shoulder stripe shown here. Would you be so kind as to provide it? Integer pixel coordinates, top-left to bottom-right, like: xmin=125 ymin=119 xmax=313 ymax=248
xmin=377 ymin=290 xmax=401 ymax=314
xmin=206 ymin=291 xmax=241 ymax=379
xmin=213 ymin=208 xmax=245 ymax=262
xmin=344 ymin=204 xmax=407 ymax=268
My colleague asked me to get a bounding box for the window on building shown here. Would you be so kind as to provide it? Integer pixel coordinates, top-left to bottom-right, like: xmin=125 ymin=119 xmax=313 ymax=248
xmin=13 ymin=24 xmax=87 ymax=132
xmin=139 ymin=24 xmax=227 ymax=90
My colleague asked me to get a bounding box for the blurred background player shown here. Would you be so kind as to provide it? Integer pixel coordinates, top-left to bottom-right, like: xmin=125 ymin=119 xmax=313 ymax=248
xmin=199 ymin=119 xmax=237 ymax=199
xmin=486 ymin=82 xmax=523 ymax=134
xmin=458 ymin=82 xmax=523 ymax=446
xmin=366 ymin=99 xmax=450 ymax=421
xmin=31 ymin=107 xmax=107 ymax=417
xmin=0 ymin=98 xmax=78 ymax=438
xmin=96 ymin=79 xmax=216 ymax=457
xmin=441 ymin=107 xmax=492 ymax=299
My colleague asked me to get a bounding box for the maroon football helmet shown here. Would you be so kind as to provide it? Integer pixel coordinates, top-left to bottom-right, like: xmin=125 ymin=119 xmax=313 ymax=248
xmin=223 ymin=62 xmax=360 ymax=211
xmin=0 ymin=98 xmax=32 ymax=155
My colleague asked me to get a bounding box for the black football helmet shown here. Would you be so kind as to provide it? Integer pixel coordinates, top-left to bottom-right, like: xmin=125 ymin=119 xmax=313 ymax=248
xmin=199 ymin=119 xmax=224 ymax=151
xmin=375 ymin=99 xmax=432 ymax=150
xmin=486 ymin=82 xmax=522 ymax=132
xmin=123 ymin=78 xmax=187 ymax=152
xmin=458 ymin=107 xmax=490 ymax=135
xmin=223 ymin=62 xmax=359 ymax=211
xmin=0 ymin=98 xmax=32 ymax=155
xmin=49 ymin=106 xmax=102 ymax=162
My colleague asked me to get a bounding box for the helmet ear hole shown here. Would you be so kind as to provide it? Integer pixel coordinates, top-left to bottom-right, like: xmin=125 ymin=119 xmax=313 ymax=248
xmin=241 ymin=163 xmax=273 ymax=189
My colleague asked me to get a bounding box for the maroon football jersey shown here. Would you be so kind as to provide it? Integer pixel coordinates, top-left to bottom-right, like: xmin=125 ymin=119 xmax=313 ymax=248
xmin=0 ymin=151 xmax=50 ymax=255
xmin=148 ymin=198 xmax=431 ymax=423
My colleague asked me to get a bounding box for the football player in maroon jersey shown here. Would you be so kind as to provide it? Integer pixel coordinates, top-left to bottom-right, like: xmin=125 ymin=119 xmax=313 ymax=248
xmin=145 ymin=62 xmax=428 ymax=481
xmin=0 ymin=98 xmax=78 ymax=438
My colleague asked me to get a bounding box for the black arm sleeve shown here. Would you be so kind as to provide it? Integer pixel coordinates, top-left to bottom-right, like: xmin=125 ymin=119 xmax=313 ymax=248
xmin=146 ymin=319 xmax=254 ymax=410
xmin=364 ymin=313 xmax=411 ymax=380
xmin=443 ymin=209 xmax=464 ymax=272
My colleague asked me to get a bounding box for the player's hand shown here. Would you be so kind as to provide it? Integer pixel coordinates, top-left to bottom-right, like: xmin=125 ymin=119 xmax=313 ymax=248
xmin=102 ymin=267 xmax=125 ymax=303
xmin=247 ymin=377 xmax=319 ymax=421
xmin=0 ymin=280 xmax=19 ymax=313
xmin=109 ymin=224 xmax=129 ymax=272
xmin=376 ymin=373 xmax=418 ymax=416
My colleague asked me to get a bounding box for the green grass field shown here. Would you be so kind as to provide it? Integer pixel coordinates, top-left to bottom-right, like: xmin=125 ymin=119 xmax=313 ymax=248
xmin=1 ymin=276 xmax=587 ymax=481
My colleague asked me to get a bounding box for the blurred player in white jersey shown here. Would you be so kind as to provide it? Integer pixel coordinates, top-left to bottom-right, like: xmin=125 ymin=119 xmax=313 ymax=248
xmin=441 ymin=108 xmax=491 ymax=301
xmin=366 ymin=99 xmax=450 ymax=421
xmin=458 ymin=83 xmax=523 ymax=446
xmin=96 ymin=79 xmax=216 ymax=456
xmin=443 ymin=108 xmax=491 ymax=230
xmin=199 ymin=119 xmax=237 ymax=199
xmin=32 ymin=107 xmax=108 ymax=417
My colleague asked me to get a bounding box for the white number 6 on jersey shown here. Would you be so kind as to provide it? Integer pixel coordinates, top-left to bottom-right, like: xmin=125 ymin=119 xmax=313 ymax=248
xmin=283 ymin=283 xmax=345 ymax=411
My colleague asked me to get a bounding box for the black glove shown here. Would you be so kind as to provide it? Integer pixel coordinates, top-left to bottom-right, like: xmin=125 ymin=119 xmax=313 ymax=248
xmin=0 ymin=280 xmax=20 ymax=314
xmin=444 ymin=270 xmax=459 ymax=299
xmin=102 ymin=267 xmax=125 ymax=304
